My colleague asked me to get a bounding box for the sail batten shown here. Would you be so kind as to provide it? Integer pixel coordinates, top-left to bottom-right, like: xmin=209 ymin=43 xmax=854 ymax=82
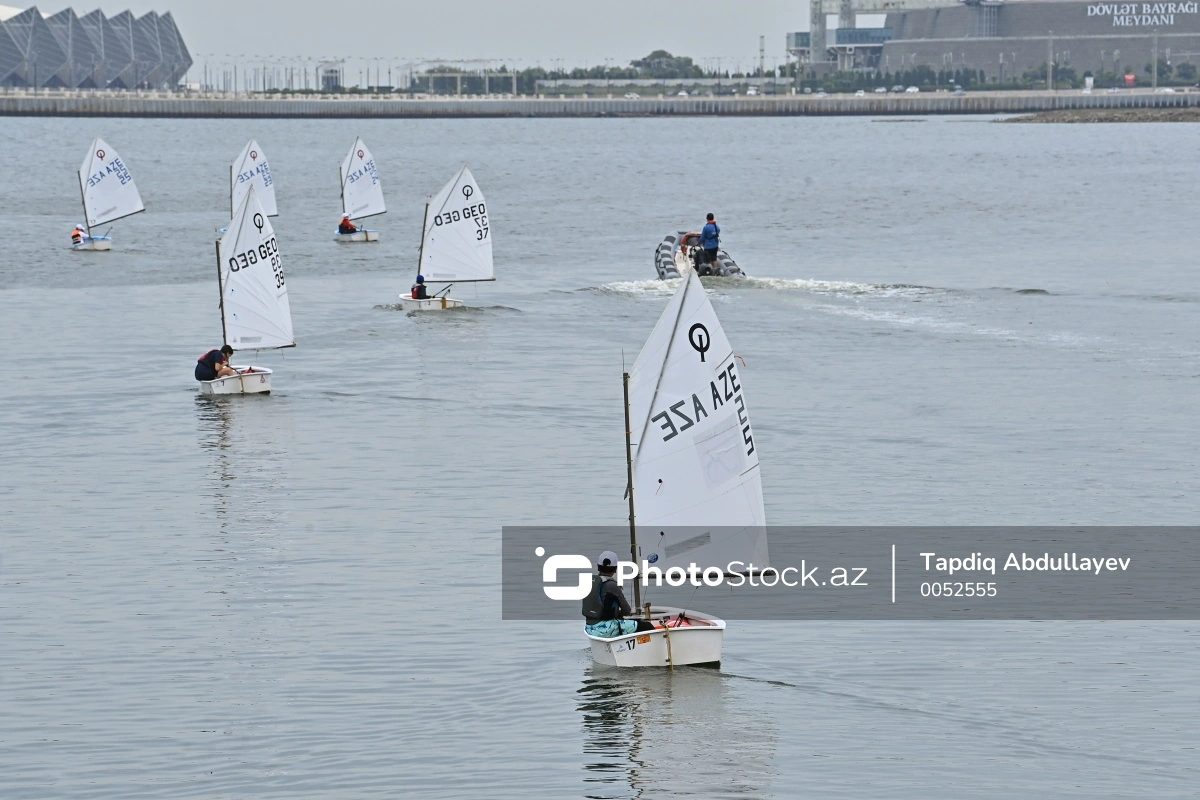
xmin=419 ymin=166 xmax=493 ymax=283
xmin=78 ymin=137 xmax=144 ymax=229
xmin=627 ymin=272 xmax=768 ymax=572
xmin=231 ymin=140 xmax=277 ymax=217
xmin=340 ymin=137 xmax=386 ymax=220
xmin=217 ymin=185 xmax=294 ymax=352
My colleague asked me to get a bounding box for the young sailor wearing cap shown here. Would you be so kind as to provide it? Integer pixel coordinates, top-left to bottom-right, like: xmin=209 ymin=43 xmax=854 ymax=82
xmin=410 ymin=274 xmax=429 ymax=300
xmin=582 ymin=551 xmax=655 ymax=638
xmin=71 ymin=224 xmax=87 ymax=246
xmin=338 ymin=214 xmax=358 ymax=234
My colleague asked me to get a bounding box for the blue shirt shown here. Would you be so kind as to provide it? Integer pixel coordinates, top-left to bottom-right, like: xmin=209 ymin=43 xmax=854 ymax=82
xmin=701 ymin=221 xmax=720 ymax=250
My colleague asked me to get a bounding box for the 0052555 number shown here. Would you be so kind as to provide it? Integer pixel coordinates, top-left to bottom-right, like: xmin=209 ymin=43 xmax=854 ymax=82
xmin=920 ymin=582 xmax=997 ymax=598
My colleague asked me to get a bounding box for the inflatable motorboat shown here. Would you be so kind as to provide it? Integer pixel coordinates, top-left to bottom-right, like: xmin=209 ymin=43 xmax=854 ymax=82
xmin=654 ymin=230 xmax=745 ymax=279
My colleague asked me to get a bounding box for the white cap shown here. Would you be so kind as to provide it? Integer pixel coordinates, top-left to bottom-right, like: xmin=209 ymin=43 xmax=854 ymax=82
xmin=597 ymin=551 xmax=620 ymax=569
xmin=76 ymin=224 xmax=85 ymax=229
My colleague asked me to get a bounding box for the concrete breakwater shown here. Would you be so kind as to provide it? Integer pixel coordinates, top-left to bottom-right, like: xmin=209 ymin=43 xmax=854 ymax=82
xmin=2 ymin=89 xmax=1199 ymax=118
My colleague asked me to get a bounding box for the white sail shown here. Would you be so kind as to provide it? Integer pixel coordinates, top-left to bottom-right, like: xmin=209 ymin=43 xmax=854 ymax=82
xmin=78 ymin=137 xmax=145 ymax=228
xmin=218 ymin=185 xmax=294 ymax=351
xmin=628 ymin=271 xmax=768 ymax=572
xmin=419 ymin=165 xmax=493 ymax=283
xmin=231 ymin=140 xmax=278 ymax=217
xmin=340 ymin=137 xmax=386 ymax=220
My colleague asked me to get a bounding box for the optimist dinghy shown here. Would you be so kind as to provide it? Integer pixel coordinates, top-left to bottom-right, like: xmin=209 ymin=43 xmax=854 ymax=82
xmin=335 ymin=137 xmax=385 ymax=243
xmin=74 ymin=137 xmax=145 ymax=251
xmin=588 ymin=271 xmax=769 ymax=668
xmin=654 ymin=230 xmax=745 ymax=279
xmin=400 ymin=165 xmax=492 ymax=310
xmin=200 ymin=185 xmax=295 ymax=396
xmin=231 ymin=140 xmax=278 ymax=218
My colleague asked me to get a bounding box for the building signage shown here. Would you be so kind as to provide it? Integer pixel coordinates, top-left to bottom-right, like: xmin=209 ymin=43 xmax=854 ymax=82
xmin=1087 ymin=2 xmax=1200 ymax=26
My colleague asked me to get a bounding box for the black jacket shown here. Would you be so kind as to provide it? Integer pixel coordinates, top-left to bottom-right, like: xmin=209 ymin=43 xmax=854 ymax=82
xmin=582 ymin=575 xmax=632 ymax=623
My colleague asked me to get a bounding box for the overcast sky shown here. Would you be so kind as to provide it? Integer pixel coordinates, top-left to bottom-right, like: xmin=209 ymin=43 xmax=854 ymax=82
xmin=34 ymin=1 xmax=811 ymax=70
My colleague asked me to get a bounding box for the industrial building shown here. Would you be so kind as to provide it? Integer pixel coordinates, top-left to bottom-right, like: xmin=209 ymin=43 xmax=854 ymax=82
xmin=788 ymin=0 xmax=1200 ymax=82
xmin=0 ymin=5 xmax=192 ymax=89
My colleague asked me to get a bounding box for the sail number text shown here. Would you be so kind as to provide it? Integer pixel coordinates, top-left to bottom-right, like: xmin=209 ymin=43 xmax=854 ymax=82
xmin=433 ymin=203 xmax=489 ymax=240
xmin=649 ymin=360 xmax=755 ymax=456
xmin=228 ymin=236 xmax=285 ymax=288
xmin=236 ymin=162 xmax=273 ymax=188
xmin=85 ymin=157 xmax=134 ymax=188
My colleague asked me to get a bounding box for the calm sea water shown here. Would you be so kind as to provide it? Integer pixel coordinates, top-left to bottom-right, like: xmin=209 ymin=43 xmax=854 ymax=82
xmin=1 ymin=115 xmax=1197 ymax=798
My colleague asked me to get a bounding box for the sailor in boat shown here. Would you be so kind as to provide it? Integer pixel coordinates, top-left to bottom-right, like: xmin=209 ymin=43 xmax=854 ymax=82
xmin=410 ymin=274 xmax=429 ymax=300
xmin=582 ymin=551 xmax=655 ymax=638
xmin=71 ymin=224 xmax=87 ymax=246
xmin=698 ymin=213 xmax=721 ymax=275
xmin=195 ymin=345 xmax=236 ymax=382
xmin=338 ymin=214 xmax=359 ymax=235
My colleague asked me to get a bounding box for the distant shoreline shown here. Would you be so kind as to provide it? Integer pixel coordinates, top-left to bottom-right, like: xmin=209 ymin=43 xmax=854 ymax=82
xmin=2 ymin=89 xmax=1198 ymax=118
xmin=1004 ymin=107 xmax=1200 ymax=123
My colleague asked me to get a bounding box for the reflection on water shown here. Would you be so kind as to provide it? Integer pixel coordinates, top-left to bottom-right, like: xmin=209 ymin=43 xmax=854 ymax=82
xmin=579 ymin=666 xmax=776 ymax=799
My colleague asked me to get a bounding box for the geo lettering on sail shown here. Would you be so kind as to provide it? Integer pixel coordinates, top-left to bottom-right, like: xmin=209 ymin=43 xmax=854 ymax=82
xmin=648 ymin=359 xmax=755 ymax=456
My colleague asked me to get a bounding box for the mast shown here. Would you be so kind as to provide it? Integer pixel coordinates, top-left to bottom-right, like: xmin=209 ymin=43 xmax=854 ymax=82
xmin=78 ymin=165 xmax=90 ymax=237
xmin=229 ymin=162 xmax=234 ymax=218
xmin=416 ymin=202 xmax=429 ymax=278
xmin=623 ymin=371 xmax=641 ymax=610
xmin=215 ymin=240 xmax=228 ymax=346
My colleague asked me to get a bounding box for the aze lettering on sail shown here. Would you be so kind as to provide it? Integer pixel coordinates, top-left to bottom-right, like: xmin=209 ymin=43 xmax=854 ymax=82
xmin=78 ymin=137 xmax=145 ymax=227
xmin=627 ymin=272 xmax=768 ymax=572
xmin=231 ymin=140 xmax=278 ymax=217
xmin=340 ymin=138 xmax=386 ymax=219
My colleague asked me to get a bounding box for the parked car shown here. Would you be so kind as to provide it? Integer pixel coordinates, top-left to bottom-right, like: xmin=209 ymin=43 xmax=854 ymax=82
xmin=1157 ymin=86 xmax=1177 ymax=93
xmin=874 ymin=86 xmax=888 ymax=94
xmin=815 ymin=90 xmax=828 ymax=98
xmin=905 ymin=86 xmax=920 ymax=93
xmin=747 ymin=87 xmax=759 ymax=96
xmin=952 ymin=85 xmax=965 ymax=96
xmin=623 ymin=92 xmax=640 ymax=99
xmin=854 ymin=89 xmax=866 ymax=96
xmin=890 ymin=85 xmax=905 ymax=92
xmin=677 ymin=90 xmax=688 ymax=97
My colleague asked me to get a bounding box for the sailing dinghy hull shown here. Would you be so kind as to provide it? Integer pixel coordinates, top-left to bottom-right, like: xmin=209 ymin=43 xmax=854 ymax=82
xmin=400 ymin=296 xmax=464 ymax=311
xmin=72 ymin=236 xmax=112 ymax=251
xmin=199 ymin=365 xmax=273 ymax=395
xmin=334 ymin=230 xmax=380 ymax=243
xmin=586 ymin=606 xmax=725 ymax=668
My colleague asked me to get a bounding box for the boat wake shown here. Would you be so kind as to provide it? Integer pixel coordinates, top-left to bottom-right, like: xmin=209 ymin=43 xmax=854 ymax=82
xmin=592 ymin=276 xmax=944 ymax=299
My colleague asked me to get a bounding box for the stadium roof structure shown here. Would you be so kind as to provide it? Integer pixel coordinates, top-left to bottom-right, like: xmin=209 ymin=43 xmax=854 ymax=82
xmin=0 ymin=6 xmax=191 ymax=88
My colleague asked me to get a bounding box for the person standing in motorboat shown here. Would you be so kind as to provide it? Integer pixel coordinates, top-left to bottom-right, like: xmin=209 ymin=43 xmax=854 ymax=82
xmin=195 ymin=344 xmax=237 ymax=382
xmin=71 ymin=224 xmax=87 ymax=246
xmin=698 ymin=213 xmax=721 ymax=275
xmin=338 ymin=214 xmax=358 ymax=234
xmin=411 ymin=275 xmax=429 ymax=300
xmin=583 ymin=551 xmax=655 ymax=638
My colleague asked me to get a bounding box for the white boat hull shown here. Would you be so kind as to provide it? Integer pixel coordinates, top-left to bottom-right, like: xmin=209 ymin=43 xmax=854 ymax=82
xmin=400 ymin=295 xmax=464 ymax=311
xmin=586 ymin=606 xmax=725 ymax=668
xmin=72 ymin=236 xmax=112 ymax=251
xmin=198 ymin=365 xmax=273 ymax=395
xmin=334 ymin=230 xmax=380 ymax=243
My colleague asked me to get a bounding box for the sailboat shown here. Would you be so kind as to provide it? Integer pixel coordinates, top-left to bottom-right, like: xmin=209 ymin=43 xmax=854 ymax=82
xmin=335 ymin=137 xmax=385 ymax=242
xmin=588 ymin=271 xmax=770 ymax=668
xmin=400 ymin=165 xmax=493 ymax=311
xmin=199 ymin=184 xmax=295 ymax=396
xmin=230 ymin=140 xmax=278 ymax=218
xmin=74 ymin=137 xmax=144 ymax=251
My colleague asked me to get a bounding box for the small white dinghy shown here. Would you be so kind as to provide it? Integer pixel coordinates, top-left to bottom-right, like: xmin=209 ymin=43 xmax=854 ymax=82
xmin=200 ymin=185 xmax=295 ymax=396
xmin=335 ymin=137 xmax=385 ymax=243
xmin=400 ymin=165 xmax=492 ymax=310
xmin=231 ymin=139 xmax=278 ymax=218
xmin=587 ymin=271 xmax=770 ymax=668
xmin=73 ymin=137 xmax=144 ymax=251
